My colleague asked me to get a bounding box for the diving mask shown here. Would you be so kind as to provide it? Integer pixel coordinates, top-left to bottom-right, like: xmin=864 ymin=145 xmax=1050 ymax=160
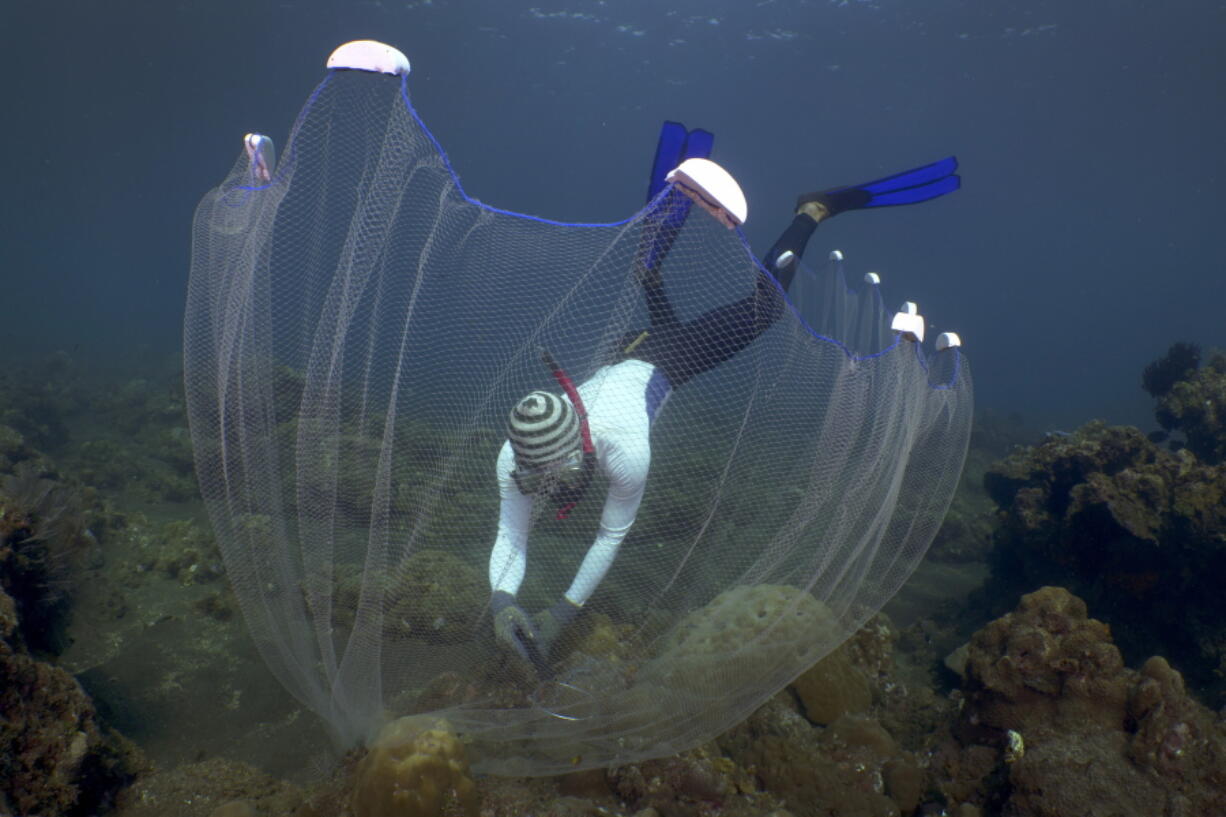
xmin=513 ymin=447 xmax=586 ymax=496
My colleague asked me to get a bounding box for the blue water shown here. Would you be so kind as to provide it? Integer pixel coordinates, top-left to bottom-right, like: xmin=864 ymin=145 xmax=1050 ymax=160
xmin=3 ymin=0 xmax=1223 ymax=430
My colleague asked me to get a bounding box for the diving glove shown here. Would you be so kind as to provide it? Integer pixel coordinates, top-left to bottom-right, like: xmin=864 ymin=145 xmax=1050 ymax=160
xmin=491 ymin=590 xmax=539 ymax=663
xmin=534 ymin=596 xmax=583 ymax=658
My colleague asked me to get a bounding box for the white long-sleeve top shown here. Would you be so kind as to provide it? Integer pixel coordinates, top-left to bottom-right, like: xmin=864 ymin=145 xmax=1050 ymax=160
xmin=488 ymin=358 xmax=672 ymax=606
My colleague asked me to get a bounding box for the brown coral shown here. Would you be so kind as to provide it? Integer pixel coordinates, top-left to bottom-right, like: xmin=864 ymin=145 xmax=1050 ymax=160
xmin=959 ymin=587 xmax=1129 ymax=739
xmin=937 ymin=587 xmax=1226 ymax=817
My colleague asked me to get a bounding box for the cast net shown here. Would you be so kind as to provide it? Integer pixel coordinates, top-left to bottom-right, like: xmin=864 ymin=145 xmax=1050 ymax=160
xmin=185 ymin=64 xmax=972 ymax=775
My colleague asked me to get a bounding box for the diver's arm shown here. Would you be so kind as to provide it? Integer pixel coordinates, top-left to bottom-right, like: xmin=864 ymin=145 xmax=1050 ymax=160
xmin=562 ymin=433 xmax=650 ymax=606
xmin=489 ymin=441 xmax=533 ymax=596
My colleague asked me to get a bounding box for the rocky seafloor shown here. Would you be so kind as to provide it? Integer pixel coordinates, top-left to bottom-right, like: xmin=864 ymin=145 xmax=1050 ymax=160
xmin=3 ymin=343 xmax=1225 ymax=817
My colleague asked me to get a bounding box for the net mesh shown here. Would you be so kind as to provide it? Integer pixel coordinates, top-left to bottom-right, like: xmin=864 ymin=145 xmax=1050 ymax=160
xmin=185 ymin=68 xmax=972 ymax=775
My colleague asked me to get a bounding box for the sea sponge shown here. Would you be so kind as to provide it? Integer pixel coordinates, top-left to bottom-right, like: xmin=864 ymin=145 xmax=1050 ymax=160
xmin=351 ymin=716 xmax=478 ymax=817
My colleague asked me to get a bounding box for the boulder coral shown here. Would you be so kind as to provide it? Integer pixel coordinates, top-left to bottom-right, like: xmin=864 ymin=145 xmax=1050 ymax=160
xmin=350 ymin=716 xmax=479 ymax=817
xmin=790 ymin=613 xmax=895 ymax=727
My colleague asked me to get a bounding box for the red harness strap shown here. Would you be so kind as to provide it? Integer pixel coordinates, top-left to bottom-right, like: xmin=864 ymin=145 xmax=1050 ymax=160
xmin=539 ymin=349 xmax=596 ymax=520
xmin=540 ymin=349 xmax=594 ymax=455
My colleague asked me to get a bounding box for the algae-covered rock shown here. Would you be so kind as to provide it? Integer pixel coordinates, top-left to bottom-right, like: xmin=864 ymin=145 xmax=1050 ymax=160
xmin=711 ymin=608 xmax=933 ymax=817
xmin=1142 ymin=341 xmax=1202 ymax=400
xmin=1126 ymin=655 xmax=1226 ymax=784
xmin=118 ymin=758 xmax=302 ymax=817
xmin=0 ymin=461 xmax=97 ymax=654
xmin=351 ymin=716 xmax=478 ymax=817
xmin=0 ymin=583 xmax=143 ymax=816
xmin=0 ymin=423 xmax=32 ymax=472
xmin=333 ymin=549 xmax=484 ymax=645
xmin=607 ymin=744 xmax=770 ymax=817
xmin=720 ymin=696 xmax=919 ymax=817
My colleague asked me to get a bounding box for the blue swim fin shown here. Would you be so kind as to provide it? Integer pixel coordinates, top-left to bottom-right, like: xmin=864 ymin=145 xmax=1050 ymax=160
xmin=638 ymin=122 xmax=717 ymax=281
xmin=646 ymin=121 xmax=715 ymax=204
xmin=797 ymin=156 xmax=961 ymax=220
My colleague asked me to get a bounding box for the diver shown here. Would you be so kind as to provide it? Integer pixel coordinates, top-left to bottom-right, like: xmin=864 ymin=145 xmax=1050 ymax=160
xmin=488 ymin=122 xmax=960 ymax=671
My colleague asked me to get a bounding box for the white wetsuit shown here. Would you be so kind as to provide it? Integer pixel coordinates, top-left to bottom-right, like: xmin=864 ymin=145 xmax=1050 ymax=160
xmin=488 ymin=358 xmax=673 ymax=606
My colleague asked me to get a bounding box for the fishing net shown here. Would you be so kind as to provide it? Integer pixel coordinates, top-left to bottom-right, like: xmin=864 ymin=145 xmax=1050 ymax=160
xmin=185 ymin=56 xmax=972 ymax=775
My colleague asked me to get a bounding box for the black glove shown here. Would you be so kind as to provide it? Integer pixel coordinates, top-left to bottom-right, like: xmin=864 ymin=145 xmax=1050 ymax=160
xmin=534 ymin=596 xmax=583 ymax=658
xmin=491 ymin=590 xmax=538 ymax=663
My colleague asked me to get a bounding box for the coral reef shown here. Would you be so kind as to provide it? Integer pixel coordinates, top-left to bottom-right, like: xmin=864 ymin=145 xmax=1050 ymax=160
xmin=1142 ymin=341 xmax=1201 ymax=400
xmin=983 ymin=420 xmax=1226 ymax=698
xmin=1150 ymin=346 xmax=1226 ymax=464
xmin=15 ymin=343 xmax=1226 ymax=817
xmin=934 ymin=586 xmax=1226 ymax=816
xmin=957 ymin=587 xmax=1129 ymax=739
xmin=0 ymin=574 xmax=143 ymax=815
xmin=0 ymin=353 xmax=198 ymax=505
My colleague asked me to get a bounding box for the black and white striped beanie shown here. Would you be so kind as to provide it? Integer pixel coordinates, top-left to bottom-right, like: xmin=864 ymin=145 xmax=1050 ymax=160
xmin=508 ymin=390 xmax=580 ymax=467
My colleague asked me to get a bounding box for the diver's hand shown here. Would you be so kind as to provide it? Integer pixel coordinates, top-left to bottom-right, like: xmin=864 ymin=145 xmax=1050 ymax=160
xmin=534 ymin=597 xmax=583 ymax=658
xmin=491 ymin=591 xmax=538 ymax=662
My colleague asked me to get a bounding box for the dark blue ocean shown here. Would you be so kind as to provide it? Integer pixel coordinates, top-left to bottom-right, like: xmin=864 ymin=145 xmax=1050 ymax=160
xmin=4 ymin=0 xmax=1223 ymax=430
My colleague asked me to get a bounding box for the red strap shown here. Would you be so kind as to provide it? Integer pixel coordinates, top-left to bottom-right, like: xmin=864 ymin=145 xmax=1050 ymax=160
xmin=541 ymin=350 xmax=594 ymax=453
